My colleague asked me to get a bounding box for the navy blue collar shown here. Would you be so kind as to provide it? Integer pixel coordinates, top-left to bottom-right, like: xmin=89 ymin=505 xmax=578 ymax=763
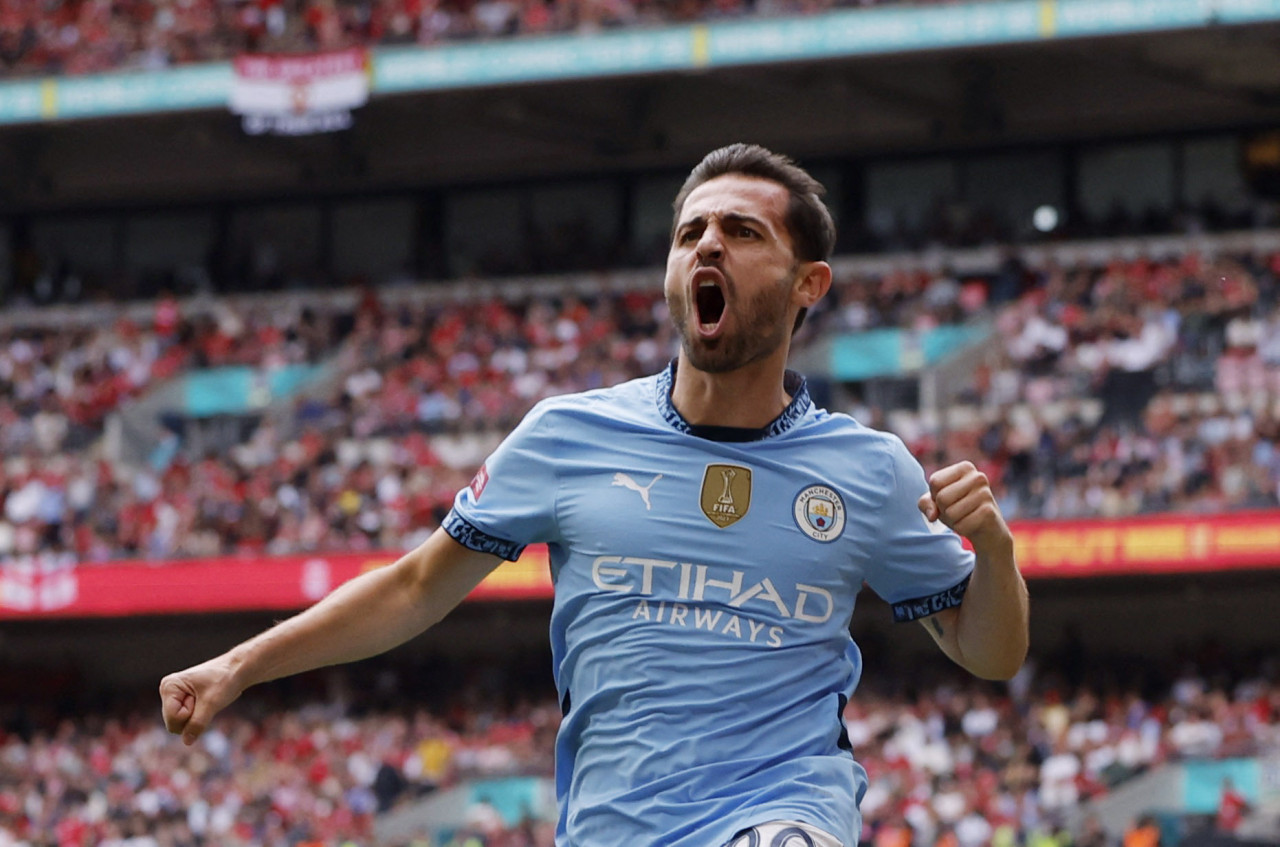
xmin=655 ymin=359 xmax=810 ymax=442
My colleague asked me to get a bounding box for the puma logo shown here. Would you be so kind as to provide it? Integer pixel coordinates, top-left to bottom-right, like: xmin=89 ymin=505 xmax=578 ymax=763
xmin=612 ymin=472 xmax=663 ymax=511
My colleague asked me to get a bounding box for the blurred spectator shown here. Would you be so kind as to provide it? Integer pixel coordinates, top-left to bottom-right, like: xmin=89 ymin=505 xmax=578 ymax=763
xmin=1122 ymin=815 xmax=1161 ymax=847
xmin=1216 ymin=777 xmax=1251 ymax=834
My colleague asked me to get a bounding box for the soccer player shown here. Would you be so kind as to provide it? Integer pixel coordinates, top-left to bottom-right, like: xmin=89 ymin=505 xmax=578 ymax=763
xmin=161 ymin=144 xmax=1028 ymax=847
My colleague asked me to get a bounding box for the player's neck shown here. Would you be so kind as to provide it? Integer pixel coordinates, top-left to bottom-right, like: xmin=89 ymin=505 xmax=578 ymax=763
xmin=670 ymin=351 xmax=792 ymax=429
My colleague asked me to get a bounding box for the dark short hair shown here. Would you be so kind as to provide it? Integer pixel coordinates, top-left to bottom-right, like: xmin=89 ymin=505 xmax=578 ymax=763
xmin=672 ymin=144 xmax=836 ymax=333
xmin=672 ymin=143 xmax=836 ymax=263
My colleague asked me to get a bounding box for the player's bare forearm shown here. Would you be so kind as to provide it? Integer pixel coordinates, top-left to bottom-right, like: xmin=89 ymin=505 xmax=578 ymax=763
xmin=160 ymin=529 xmax=501 ymax=743
xmin=918 ymin=462 xmax=1029 ymax=680
xmin=225 ymin=530 xmax=498 ymax=685
xmin=931 ymin=532 xmax=1028 ymax=679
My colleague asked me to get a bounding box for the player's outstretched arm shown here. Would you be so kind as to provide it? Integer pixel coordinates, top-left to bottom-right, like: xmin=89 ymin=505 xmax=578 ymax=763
xmin=917 ymin=461 xmax=1028 ymax=680
xmin=160 ymin=528 xmax=502 ymax=745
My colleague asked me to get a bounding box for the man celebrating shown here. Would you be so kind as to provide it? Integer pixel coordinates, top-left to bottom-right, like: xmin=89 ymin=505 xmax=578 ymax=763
xmin=161 ymin=144 xmax=1028 ymax=847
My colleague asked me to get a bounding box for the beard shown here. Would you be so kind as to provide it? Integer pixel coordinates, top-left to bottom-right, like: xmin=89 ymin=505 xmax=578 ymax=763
xmin=668 ymin=268 xmax=795 ymax=374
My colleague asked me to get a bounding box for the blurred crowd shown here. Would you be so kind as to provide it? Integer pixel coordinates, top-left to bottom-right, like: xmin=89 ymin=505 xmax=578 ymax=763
xmin=1 ymin=650 xmax=1275 ymax=846
xmin=0 ymin=286 xmax=672 ymax=561
xmin=848 ymin=656 xmax=1277 ymax=847
xmin=4 ymin=243 xmax=1280 ymax=564
xmin=0 ymin=678 xmax=561 ymax=847
xmin=847 ymin=251 xmax=1280 ymax=520
xmin=2 ymin=0 xmax=976 ymax=77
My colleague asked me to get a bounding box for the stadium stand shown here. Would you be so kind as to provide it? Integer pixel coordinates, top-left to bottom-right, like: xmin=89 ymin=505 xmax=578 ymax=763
xmin=1 ymin=649 xmax=1275 ymax=846
xmin=4 ymin=239 xmax=1280 ymax=565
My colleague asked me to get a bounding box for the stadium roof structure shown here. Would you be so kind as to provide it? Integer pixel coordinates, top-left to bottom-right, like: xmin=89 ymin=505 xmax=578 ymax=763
xmin=3 ymin=0 xmax=1280 ymax=210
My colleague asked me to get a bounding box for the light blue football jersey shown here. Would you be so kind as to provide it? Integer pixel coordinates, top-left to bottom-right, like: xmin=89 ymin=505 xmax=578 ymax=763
xmin=445 ymin=363 xmax=974 ymax=847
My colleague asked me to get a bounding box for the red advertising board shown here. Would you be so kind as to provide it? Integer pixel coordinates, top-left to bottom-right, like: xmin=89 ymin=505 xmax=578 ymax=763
xmin=2 ymin=511 xmax=1278 ymax=618
xmin=0 ymin=547 xmax=552 ymax=620
xmin=1011 ymin=510 xmax=1280 ymax=578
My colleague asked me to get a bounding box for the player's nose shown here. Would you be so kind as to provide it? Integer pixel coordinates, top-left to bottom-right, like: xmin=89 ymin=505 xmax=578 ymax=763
xmin=696 ymin=225 xmax=725 ymax=263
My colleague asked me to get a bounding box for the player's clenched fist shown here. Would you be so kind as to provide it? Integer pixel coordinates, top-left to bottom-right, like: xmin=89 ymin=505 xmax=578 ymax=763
xmin=916 ymin=460 xmax=1011 ymax=553
xmin=159 ymin=658 xmax=243 ymax=746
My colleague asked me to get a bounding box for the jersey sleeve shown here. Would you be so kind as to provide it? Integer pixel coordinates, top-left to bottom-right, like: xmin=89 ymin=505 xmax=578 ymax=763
xmin=443 ymin=402 xmax=561 ymax=561
xmin=863 ymin=435 xmax=975 ymax=623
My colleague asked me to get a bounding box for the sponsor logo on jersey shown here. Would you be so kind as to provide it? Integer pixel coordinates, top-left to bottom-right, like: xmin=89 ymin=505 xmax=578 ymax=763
xmin=469 ymin=463 xmax=490 ymax=500
xmin=612 ymin=472 xmax=662 ymax=511
xmin=591 ymin=554 xmax=837 ymax=647
xmin=590 ymin=555 xmax=834 ymax=623
xmin=700 ymin=464 xmax=752 ymax=528
xmin=793 ymin=484 xmax=846 ymax=542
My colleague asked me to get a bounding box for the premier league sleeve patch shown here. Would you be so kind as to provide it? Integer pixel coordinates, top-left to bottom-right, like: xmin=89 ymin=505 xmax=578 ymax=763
xmin=468 ymin=463 xmax=490 ymax=501
xmin=793 ymin=485 xmax=846 ymax=542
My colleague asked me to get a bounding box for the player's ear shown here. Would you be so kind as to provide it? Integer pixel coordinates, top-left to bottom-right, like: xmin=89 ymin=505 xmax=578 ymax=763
xmin=794 ymin=261 xmax=832 ymax=309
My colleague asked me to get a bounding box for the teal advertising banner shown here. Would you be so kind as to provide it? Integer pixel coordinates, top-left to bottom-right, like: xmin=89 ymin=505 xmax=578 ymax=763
xmin=1183 ymin=758 xmax=1259 ymax=814
xmin=182 ymin=364 xmax=324 ymax=418
xmin=830 ymin=325 xmax=989 ymax=381
xmin=53 ymin=64 xmax=230 ymax=118
xmin=0 ymin=80 xmax=45 ymax=123
xmin=0 ymin=65 xmax=229 ymax=123
xmin=376 ymin=28 xmax=695 ymax=91
xmin=467 ymin=777 xmax=542 ymax=825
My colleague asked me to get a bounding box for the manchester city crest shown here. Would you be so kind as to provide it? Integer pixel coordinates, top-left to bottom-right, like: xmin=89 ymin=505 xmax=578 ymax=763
xmin=793 ymin=485 xmax=846 ymax=542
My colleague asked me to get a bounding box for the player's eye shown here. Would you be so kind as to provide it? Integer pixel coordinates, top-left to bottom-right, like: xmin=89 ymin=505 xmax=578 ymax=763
xmin=737 ymin=226 xmax=758 ymax=238
xmin=678 ymin=228 xmax=700 ymax=244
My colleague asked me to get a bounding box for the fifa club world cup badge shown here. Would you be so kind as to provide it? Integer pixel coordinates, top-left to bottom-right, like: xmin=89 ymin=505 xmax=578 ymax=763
xmin=700 ymin=464 xmax=752 ymax=528
xmin=793 ymin=485 xmax=846 ymax=542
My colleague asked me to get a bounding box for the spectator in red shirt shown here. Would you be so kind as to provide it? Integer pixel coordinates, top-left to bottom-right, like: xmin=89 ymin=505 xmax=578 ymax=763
xmin=1216 ymin=777 xmax=1250 ymax=833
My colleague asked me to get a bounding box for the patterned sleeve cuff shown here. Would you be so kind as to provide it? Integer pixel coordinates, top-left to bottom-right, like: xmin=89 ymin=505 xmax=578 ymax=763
xmin=890 ymin=574 xmax=972 ymax=622
xmin=443 ymin=510 xmax=526 ymax=562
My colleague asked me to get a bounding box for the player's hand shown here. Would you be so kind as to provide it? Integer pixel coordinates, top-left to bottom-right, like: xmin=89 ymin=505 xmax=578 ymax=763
xmin=917 ymin=460 xmax=1011 ymax=554
xmin=159 ymin=657 xmax=244 ymax=746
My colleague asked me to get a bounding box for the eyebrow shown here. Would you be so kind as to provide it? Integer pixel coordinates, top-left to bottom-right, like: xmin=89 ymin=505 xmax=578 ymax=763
xmin=676 ymin=212 xmax=772 ymax=232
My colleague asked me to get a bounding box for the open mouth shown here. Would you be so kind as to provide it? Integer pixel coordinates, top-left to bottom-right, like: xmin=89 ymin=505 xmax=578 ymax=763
xmin=694 ymin=275 xmax=727 ymax=334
